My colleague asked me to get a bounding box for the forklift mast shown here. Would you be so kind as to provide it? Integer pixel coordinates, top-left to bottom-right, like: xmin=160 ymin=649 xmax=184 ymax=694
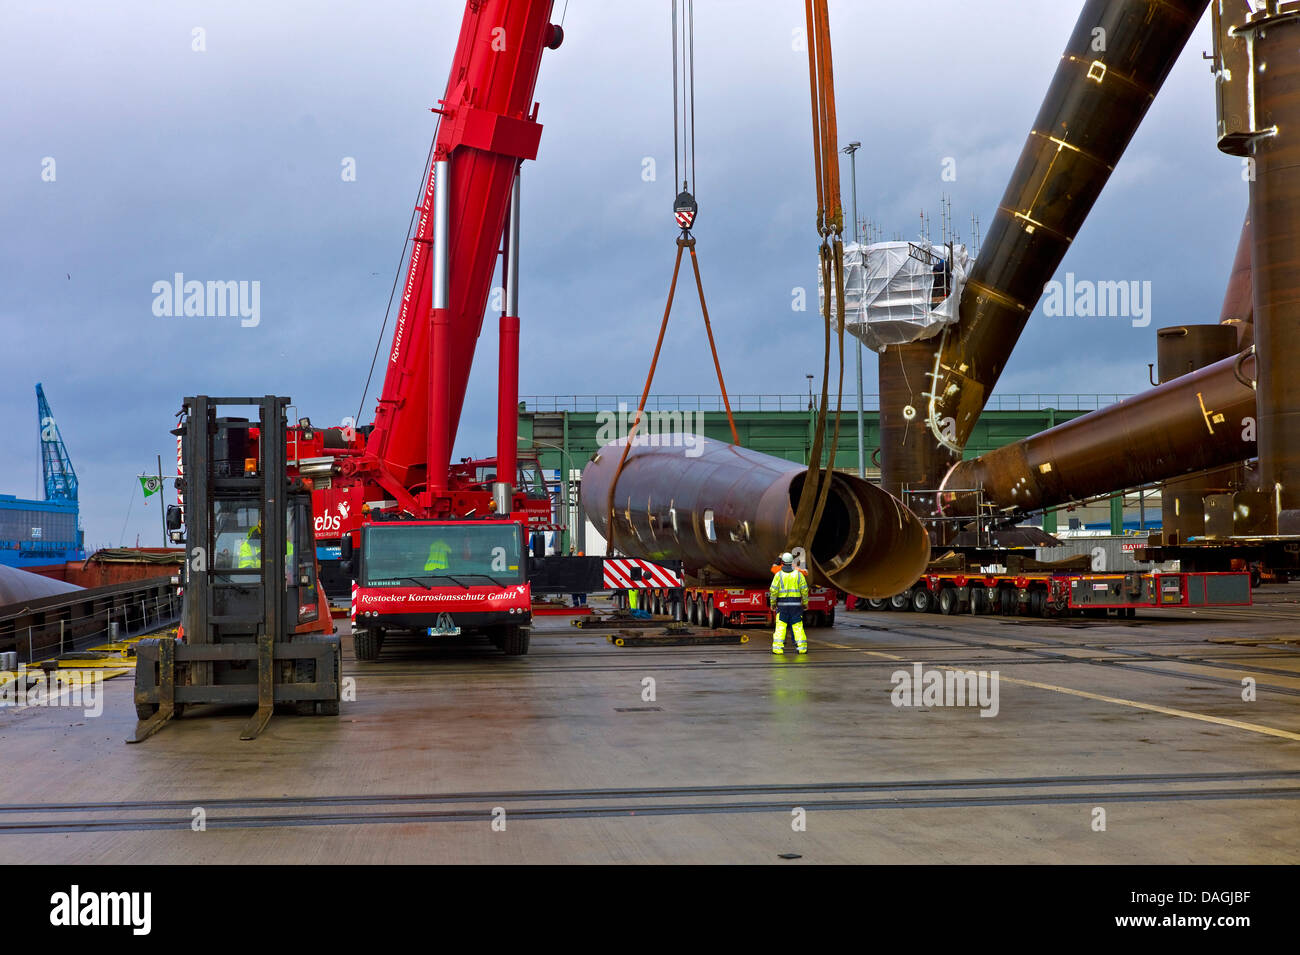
xmin=180 ymin=396 xmax=325 ymax=640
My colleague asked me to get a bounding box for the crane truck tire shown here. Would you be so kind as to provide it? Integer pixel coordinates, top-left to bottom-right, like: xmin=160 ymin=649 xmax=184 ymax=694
xmin=353 ymin=628 xmax=381 ymax=662
xmin=502 ymin=625 xmax=530 ymax=656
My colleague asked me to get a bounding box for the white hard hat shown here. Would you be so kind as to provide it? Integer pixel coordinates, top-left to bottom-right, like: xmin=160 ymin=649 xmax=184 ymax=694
xmin=780 ymin=551 xmax=795 ymax=564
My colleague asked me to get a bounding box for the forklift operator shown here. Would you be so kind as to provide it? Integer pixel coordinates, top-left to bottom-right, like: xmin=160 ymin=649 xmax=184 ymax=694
xmin=238 ymin=522 xmax=263 ymax=569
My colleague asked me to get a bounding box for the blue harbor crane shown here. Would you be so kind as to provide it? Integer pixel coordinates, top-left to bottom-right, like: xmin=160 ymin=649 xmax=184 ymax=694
xmin=36 ymin=382 xmax=78 ymax=503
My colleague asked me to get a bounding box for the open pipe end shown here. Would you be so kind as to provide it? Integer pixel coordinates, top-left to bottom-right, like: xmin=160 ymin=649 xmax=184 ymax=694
xmin=791 ymin=471 xmax=930 ymax=598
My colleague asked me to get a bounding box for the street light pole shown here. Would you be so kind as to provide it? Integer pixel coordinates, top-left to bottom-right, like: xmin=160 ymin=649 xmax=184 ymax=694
xmin=841 ymin=141 xmax=865 ymax=478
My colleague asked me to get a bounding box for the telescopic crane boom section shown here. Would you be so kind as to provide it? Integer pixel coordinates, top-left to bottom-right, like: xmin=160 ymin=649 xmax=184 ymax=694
xmin=352 ymin=0 xmax=563 ymax=519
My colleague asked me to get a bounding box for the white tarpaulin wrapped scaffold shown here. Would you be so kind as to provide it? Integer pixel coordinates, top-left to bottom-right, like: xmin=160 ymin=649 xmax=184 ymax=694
xmin=818 ymin=240 xmax=971 ymax=352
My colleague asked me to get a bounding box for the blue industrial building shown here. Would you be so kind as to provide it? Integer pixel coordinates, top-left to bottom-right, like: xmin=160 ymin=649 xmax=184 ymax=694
xmin=0 ymin=384 xmax=86 ymax=569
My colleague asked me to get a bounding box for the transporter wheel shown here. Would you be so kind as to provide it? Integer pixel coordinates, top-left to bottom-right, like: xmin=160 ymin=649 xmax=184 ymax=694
xmin=707 ymin=598 xmax=724 ymax=630
xmin=353 ymin=628 xmax=381 ymax=662
xmin=685 ymin=595 xmax=697 ymax=625
xmin=865 ymin=597 xmax=889 ymax=612
xmin=970 ymin=587 xmax=990 ymax=615
xmin=889 ymin=591 xmax=912 ymax=612
xmin=823 ymin=610 xmax=835 ymax=628
xmin=910 ymin=587 xmax=933 ymax=613
xmin=937 ymin=587 xmax=959 ymax=615
xmin=502 ymin=625 xmax=530 ymax=656
xmin=1029 ymin=590 xmax=1046 ymax=617
xmin=999 ymin=587 xmax=1017 ymax=616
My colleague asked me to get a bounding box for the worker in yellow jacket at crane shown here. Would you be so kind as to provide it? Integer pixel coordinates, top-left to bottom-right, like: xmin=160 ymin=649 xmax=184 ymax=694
xmin=769 ymin=551 xmax=809 ymax=655
xmin=424 ymin=537 xmax=451 ymax=573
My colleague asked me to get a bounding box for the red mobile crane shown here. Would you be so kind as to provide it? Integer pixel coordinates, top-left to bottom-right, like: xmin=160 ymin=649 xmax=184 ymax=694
xmin=293 ymin=1 xmax=567 ymax=661
xmin=288 ymin=0 xmax=832 ymax=647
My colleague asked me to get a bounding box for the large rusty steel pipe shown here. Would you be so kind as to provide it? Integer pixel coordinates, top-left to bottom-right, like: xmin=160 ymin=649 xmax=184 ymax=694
xmin=1243 ymin=7 xmax=1300 ymax=532
xmin=1156 ymin=324 xmax=1245 ymax=543
xmin=881 ymin=0 xmax=1209 ymax=505
xmin=878 ymin=341 xmax=958 ymax=504
xmin=581 ymin=437 xmax=930 ymax=598
xmin=1156 ymin=324 xmax=1239 ymax=384
xmin=939 ymin=350 xmax=1258 ymax=516
xmin=1220 ymin=209 xmax=1254 ymax=347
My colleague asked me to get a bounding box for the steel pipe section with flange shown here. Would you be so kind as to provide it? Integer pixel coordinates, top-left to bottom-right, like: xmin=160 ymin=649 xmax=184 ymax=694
xmin=880 ymin=0 xmax=1210 ymax=502
xmin=938 ymin=351 xmax=1258 ymax=517
xmin=581 ymin=437 xmax=930 ymax=599
xmin=1156 ymin=324 xmax=1245 ymax=543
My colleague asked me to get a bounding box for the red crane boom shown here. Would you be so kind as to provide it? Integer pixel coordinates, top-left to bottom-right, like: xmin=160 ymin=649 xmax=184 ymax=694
xmin=341 ymin=0 xmax=562 ymax=520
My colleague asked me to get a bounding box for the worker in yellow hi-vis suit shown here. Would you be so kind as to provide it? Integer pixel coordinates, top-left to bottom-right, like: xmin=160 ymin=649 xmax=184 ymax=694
xmin=237 ymin=523 xmax=262 ymax=569
xmin=424 ymin=537 xmax=451 ymax=573
xmin=769 ymin=551 xmax=809 ymax=655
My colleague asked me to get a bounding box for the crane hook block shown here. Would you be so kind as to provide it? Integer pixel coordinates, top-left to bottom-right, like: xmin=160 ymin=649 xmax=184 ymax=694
xmin=674 ymin=190 xmax=698 ymax=232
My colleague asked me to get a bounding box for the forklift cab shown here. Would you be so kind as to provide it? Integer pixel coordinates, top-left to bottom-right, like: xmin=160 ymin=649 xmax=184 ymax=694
xmin=201 ymin=494 xmax=320 ymax=633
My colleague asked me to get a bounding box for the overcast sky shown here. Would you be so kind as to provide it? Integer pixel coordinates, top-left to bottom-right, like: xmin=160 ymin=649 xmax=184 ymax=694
xmin=1 ymin=0 xmax=1245 ymax=550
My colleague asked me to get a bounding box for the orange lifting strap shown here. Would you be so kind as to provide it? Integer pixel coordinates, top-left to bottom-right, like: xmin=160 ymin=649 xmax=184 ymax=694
xmin=605 ymin=236 xmax=741 ymax=553
xmin=789 ymin=0 xmax=847 ymax=561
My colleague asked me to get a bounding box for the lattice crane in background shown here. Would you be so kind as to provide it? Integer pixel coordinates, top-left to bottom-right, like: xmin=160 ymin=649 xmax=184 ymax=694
xmin=36 ymin=383 xmax=78 ymax=504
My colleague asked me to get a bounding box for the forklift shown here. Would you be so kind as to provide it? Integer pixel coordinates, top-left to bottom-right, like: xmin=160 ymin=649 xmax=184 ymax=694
xmin=130 ymin=396 xmax=342 ymax=742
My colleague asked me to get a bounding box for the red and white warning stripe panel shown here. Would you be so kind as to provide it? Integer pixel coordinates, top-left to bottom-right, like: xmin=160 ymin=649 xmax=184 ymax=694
xmin=603 ymin=558 xmax=683 ymax=590
xmin=175 ymin=434 xmax=184 ymax=512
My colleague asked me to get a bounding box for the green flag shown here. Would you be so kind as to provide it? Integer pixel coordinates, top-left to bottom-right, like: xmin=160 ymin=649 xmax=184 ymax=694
xmin=139 ymin=474 xmax=162 ymax=498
